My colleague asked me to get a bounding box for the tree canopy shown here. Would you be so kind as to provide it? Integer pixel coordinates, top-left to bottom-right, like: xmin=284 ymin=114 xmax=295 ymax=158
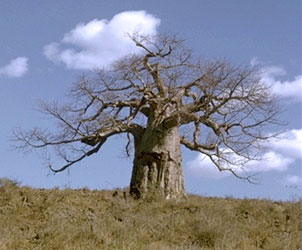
xmin=14 ymin=34 xmax=282 ymax=198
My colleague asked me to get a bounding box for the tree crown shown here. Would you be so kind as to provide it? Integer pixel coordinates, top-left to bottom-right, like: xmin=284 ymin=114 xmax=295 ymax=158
xmin=14 ymin=34 xmax=282 ymax=181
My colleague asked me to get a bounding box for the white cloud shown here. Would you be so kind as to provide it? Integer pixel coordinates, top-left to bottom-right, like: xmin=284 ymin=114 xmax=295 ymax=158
xmin=246 ymin=151 xmax=294 ymax=172
xmin=251 ymin=58 xmax=302 ymax=102
xmin=0 ymin=57 xmax=28 ymax=78
xmin=44 ymin=10 xmax=160 ymax=70
xmin=187 ymin=154 xmax=230 ymax=179
xmin=186 ymin=129 xmax=302 ymax=179
xmin=284 ymin=175 xmax=302 ymax=187
xmin=263 ymin=129 xmax=302 ymax=160
xmin=261 ymin=67 xmax=302 ymax=102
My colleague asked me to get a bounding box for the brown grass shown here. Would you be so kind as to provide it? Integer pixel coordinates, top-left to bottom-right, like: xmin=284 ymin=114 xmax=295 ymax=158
xmin=0 ymin=178 xmax=301 ymax=250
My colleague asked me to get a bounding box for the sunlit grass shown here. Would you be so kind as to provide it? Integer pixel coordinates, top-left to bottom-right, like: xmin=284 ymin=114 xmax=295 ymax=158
xmin=0 ymin=178 xmax=301 ymax=249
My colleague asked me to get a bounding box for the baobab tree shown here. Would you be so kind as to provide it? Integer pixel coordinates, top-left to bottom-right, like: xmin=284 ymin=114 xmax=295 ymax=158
xmin=14 ymin=34 xmax=281 ymax=199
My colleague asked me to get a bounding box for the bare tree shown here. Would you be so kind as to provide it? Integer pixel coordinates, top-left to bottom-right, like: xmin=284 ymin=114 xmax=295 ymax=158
xmin=14 ymin=34 xmax=281 ymax=199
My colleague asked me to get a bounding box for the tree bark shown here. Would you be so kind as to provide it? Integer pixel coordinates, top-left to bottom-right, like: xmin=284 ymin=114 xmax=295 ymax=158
xmin=130 ymin=126 xmax=185 ymax=199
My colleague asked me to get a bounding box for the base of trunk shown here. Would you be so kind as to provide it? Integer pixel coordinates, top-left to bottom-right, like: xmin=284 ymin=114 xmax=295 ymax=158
xmin=130 ymin=151 xmax=185 ymax=199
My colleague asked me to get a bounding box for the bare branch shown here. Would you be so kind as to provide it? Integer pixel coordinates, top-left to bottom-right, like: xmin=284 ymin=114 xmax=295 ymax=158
xmin=49 ymin=141 xmax=104 ymax=173
xmin=13 ymin=33 xmax=283 ymax=182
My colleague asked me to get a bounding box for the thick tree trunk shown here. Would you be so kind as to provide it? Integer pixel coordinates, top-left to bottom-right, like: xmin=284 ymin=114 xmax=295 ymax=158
xmin=130 ymin=126 xmax=185 ymax=199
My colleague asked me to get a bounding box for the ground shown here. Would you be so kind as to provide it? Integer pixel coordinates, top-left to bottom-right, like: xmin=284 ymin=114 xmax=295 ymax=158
xmin=0 ymin=179 xmax=301 ymax=250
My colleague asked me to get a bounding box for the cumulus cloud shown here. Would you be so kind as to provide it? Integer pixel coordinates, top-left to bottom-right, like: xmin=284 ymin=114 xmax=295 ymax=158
xmin=284 ymin=175 xmax=302 ymax=187
xmin=0 ymin=57 xmax=28 ymax=78
xmin=261 ymin=67 xmax=302 ymax=101
xmin=44 ymin=10 xmax=160 ymax=70
xmin=263 ymin=129 xmax=302 ymax=160
xmin=251 ymin=58 xmax=302 ymax=102
xmin=186 ymin=129 xmax=302 ymax=179
xmin=187 ymin=154 xmax=230 ymax=179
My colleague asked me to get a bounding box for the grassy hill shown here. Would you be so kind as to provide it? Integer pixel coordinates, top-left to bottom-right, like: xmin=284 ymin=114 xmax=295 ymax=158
xmin=0 ymin=179 xmax=301 ymax=250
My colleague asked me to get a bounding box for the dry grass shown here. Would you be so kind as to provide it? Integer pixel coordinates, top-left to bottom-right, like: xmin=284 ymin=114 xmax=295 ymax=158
xmin=0 ymin=178 xmax=301 ymax=250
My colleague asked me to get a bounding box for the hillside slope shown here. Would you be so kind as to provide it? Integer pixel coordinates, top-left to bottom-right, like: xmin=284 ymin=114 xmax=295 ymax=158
xmin=0 ymin=179 xmax=301 ymax=250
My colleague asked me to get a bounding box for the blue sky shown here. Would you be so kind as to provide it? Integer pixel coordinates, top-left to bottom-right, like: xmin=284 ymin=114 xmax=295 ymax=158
xmin=0 ymin=0 xmax=301 ymax=200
